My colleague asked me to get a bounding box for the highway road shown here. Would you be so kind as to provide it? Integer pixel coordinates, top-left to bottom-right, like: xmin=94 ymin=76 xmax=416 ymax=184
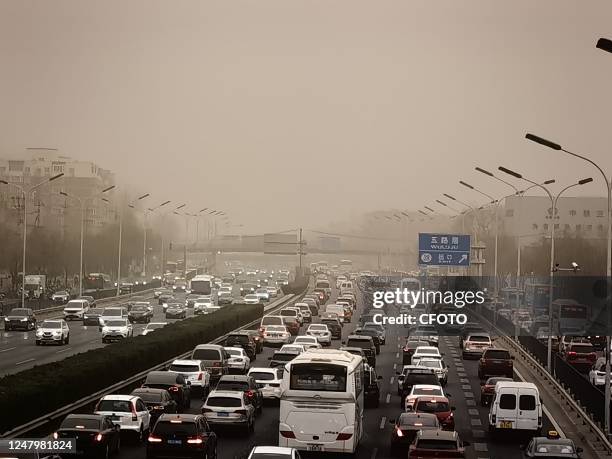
xmin=47 ymin=285 xmax=568 ymax=459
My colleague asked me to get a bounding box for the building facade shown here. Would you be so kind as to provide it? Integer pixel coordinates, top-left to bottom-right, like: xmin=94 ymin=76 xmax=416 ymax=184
xmin=501 ymin=195 xmax=608 ymax=243
xmin=0 ymin=148 xmax=116 ymax=237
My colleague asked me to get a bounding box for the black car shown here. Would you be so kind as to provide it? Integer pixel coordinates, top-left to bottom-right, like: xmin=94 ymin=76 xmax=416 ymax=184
xmin=244 ymin=329 xmax=264 ymax=353
xmin=224 ymin=331 xmax=257 ymax=360
xmin=215 ymin=375 xmax=264 ymax=414
xmin=398 ymin=368 xmax=440 ymax=407
xmin=165 ymin=303 xmax=187 ymax=319
xmin=83 ymin=307 xmax=104 ymax=326
xmin=390 ymin=412 xmax=440 ymax=452
xmin=78 ymin=295 xmax=97 ymax=307
xmin=346 ymin=335 xmax=376 ymax=366
xmin=4 ymin=308 xmax=36 ymax=331
xmin=54 ymin=414 xmax=120 ymax=458
xmin=147 ymin=414 xmax=217 ymax=459
xmin=364 ymin=364 xmax=382 ymax=408
xmin=353 ymin=328 xmax=382 ymax=354
xmin=268 ymin=351 xmax=298 ymax=371
xmin=128 ymin=304 xmax=154 ymax=324
xmin=320 ymin=318 xmax=342 ymax=339
xmin=240 ymin=283 xmax=258 ymax=296
xmin=185 ymin=294 xmax=201 ymax=308
xmin=402 ymin=339 xmax=431 ymax=365
xmin=159 ymin=293 xmax=175 ymax=306
xmin=142 ymin=371 xmax=191 ymax=411
xmin=130 ymin=387 xmax=177 ymax=423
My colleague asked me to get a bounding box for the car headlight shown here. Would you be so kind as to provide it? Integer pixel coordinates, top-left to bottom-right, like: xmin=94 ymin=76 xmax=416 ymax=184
xmin=20 ymin=318 xmax=28 ymax=322
xmin=53 ymin=331 xmax=62 ymax=336
xmin=36 ymin=330 xmax=43 ymax=336
xmin=3 ymin=318 xmax=8 ymax=322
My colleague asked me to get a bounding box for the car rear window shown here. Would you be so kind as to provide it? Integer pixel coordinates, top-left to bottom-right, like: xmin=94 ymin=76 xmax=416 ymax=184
xmin=169 ymin=364 xmax=200 ymax=373
xmin=131 ymin=391 xmax=163 ymax=403
xmin=206 ymin=397 xmax=242 ymax=407
xmin=96 ymin=400 xmax=132 ymax=412
xmin=249 ymin=372 xmax=276 ymax=381
xmin=469 ymin=335 xmax=491 ymax=342
xmin=60 ymin=418 xmax=100 ymax=429
xmin=499 ymin=393 xmax=516 ymax=409
xmin=405 ymin=374 xmax=439 ymax=386
xmin=153 ymin=420 xmax=197 ymax=436
xmin=416 ymin=400 xmax=450 ymax=413
xmin=570 ymin=344 xmax=594 ymax=353
xmin=347 ymin=339 xmax=372 ymax=349
xmin=192 ymin=349 xmax=222 ymax=360
xmin=216 ymin=381 xmax=249 ymax=391
xmin=519 ymin=394 xmax=536 ymax=410
xmin=272 ymin=353 xmax=296 ymax=362
xmin=484 ymin=350 xmax=511 ymax=359
xmin=226 ymin=335 xmax=249 ymax=345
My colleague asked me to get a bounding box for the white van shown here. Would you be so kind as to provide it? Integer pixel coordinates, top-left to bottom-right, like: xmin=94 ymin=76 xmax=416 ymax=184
xmin=339 ymin=281 xmax=353 ymax=295
xmin=488 ymin=381 xmax=542 ymax=434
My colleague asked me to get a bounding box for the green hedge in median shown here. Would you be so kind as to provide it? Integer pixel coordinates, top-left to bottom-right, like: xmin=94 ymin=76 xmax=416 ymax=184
xmin=0 ymin=303 xmax=263 ymax=434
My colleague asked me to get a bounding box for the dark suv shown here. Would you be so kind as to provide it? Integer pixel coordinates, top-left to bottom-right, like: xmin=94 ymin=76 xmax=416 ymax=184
xmin=147 ymin=414 xmax=217 ymax=459
xmin=142 ymin=371 xmax=191 ymax=411
xmin=224 ymin=331 xmax=257 ymax=360
xmin=398 ymin=368 xmax=440 ymax=407
xmin=478 ymin=348 xmax=514 ymax=379
xmin=215 ymin=375 xmax=263 ymax=413
xmin=346 ymin=335 xmax=376 ymax=366
xmin=4 ymin=308 xmax=36 ymax=331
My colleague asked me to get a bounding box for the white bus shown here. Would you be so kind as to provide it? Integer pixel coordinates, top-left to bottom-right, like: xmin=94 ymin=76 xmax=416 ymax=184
xmin=279 ymin=349 xmax=364 ymax=454
xmin=189 ymin=275 xmax=214 ymax=295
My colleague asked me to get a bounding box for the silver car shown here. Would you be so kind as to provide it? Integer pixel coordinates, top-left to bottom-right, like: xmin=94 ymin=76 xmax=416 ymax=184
xmin=202 ymin=390 xmax=255 ymax=433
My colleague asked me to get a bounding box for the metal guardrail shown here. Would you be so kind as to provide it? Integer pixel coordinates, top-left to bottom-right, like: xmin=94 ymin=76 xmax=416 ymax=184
xmin=1 ymin=291 xmax=304 ymax=439
xmin=473 ymin=307 xmax=612 ymax=457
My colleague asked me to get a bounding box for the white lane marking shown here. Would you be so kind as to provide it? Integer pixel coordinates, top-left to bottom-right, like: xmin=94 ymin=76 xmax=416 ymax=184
xmin=393 ymin=363 xmax=397 ymax=370
xmin=56 ymin=347 xmax=72 ymax=353
xmin=371 ymin=447 xmax=378 ymax=459
xmin=514 ymin=367 xmax=565 ymax=438
xmin=390 ymin=377 xmax=395 ymax=385
xmin=395 ymin=352 xmax=399 ymax=358
xmin=15 ymin=358 xmax=35 ymax=365
xmin=379 ymin=417 xmax=386 ymax=429
xmin=386 ymin=393 xmax=391 ymax=404
xmin=0 ymin=347 xmax=16 ymax=353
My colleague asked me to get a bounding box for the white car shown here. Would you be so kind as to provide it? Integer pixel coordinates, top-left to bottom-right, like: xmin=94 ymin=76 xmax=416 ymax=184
xmin=293 ymin=335 xmax=322 ymax=350
xmin=202 ymin=390 xmax=255 ymax=432
xmin=94 ymin=394 xmax=151 ymax=440
xmin=247 ymin=367 xmax=283 ymax=400
xmin=225 ymin=347 xmax=251 ymax=373
xmin=194 ymin=297 xmax=213 ymax=315
xmin=255 ymin=288 xmax=270 ymax=302
xmin=305 ymin=324 xmax=332 ymax=346
xmin=294 ymin=303 xmax=312 ymax=322
xmin=280 ymin=344 xmax=307 ymax=354
xmin=35 ymin=319 xmax=70 ymax=346
xmin=411 ymin=346 xmax=442 ymax=366
xmin=141 ymin=322 xmax=167 ymax=336
xmin=248 ymin=446 xmax=300 ymax=459
xmin=168 ymin=359 xmax=211 ymax=398
xmin=51 ymin=290 xmax=70 ymax=303
xmin=404 ymin=384 xmax=446 ymax=411
xmin=262 ymin=325 xmax=291 ymax=345
xmin=244 ymin=294 xmax=261 ymax=305
xmin=462 ymin=334 xmax=492 ymax=359
xmin=363 ymin=322 xmax=386 ymax=345
xmin=99 ymin=307 xmax=128 ymax=327
xmin=589 ymin=357 xmax=608 ymax=387
xmin=101 ymin=318 xmax=133 ymax=343
xmin=416 ymin=357 xmax=448 ymax=385
xmin=266 ymin=286 xmax=279 ymax=298
xmin=280 ymin=307 xmax=303 ymax=325
xmin=63 ymin=299 xmax=89 ymax=321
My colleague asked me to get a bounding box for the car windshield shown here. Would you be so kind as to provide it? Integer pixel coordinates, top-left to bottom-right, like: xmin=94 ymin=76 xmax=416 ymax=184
xmin=40 ymin=321 xmax=61 ymax=329
xmin=346 ymin=339 xmax=372 ymax=349
xmin=60 ymin=418 xmax=100 ymax=429
xmin=206 ymin=397 xmax=242 ymax=407
xmin=485 ymin=350 xmax=511 ymax=359
xmin=131 ymin=305 xmax=148 ymax=312
xmin=55 ymin=291 xmax=68 ymax=295
xmin=249 ymin=372 xmax=276 ymax=381
xmin=103 ymin=309 xmax=123 ymax=317
xmin=226 ymin=335 xmax=249 ymax=345
xmin=96 ymin=399 xmax=132 ymax=412
xmin=295 ymin=338 xmax=315 ymax=343
xmin=398 ymin=414 xmax=438 ymax=428
xmin=469 ymin=336 xmax=491 ymax=342
xmin=88 ymin=308 xmax=103 ymax=314
xmin=106 ymin=320 xmax=126 ymax=327
xmin=272 ymin=353 xmax=297 ymax=362
xmin=132 ymin=391 xmax=163 ymax=403
xmin=192 ymin=349 xmax=221 ymax=360
xmin=416 ymin=400 xmax=450 ymax=412
xmin=245 ymin=295 xmax=258 ymax=299
xmin=169 ymin=364 xmax=199 ymax=373
xmin=534 ymin=442 xmax=575 ymax=454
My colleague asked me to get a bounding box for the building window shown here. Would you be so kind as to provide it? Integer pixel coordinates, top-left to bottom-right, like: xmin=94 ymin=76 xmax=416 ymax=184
xmin=505 ymin=209 xmax=514 ymax=217
xmin=586 ymin=224 xmax=593 ymax=231
xmin=532 ymin=223 xmax=538 ymax=230
xmin=569 ymin=210 xmax=576 ymax=216
xmin=554 ymin=224 xmax=559 ymax=230
xmin=597 ymin=210 xmax=604 ymax=217
xmin=576 ymin=224 xmax=582 ymax=231
xmin=565 ymin=224 xmax=570 ymax=230
xmin=8 ymin=160 xmax=24 ymax=172
xmin=543 ymin=224 xmax=548 ymax=231
xmin=584 ymin=210 xmax=590 ymax=217
xmin=598 ymin=224 xmax=605 ymax=233
xmin=44 ymin=167 xmax=50 ymax=175
xmin=52 ymin=164 xmax=64 ymax=173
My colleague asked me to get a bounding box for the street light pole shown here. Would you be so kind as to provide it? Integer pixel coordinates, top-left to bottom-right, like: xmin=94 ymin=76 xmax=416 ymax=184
xmin=526 ymin=131 xmax=612 ymax=434
xmin=0 ymin=173 xmax=64 ymax=306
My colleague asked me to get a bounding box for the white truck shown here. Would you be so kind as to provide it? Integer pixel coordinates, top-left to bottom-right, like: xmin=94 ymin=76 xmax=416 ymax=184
xmin=24 ymin=275 xmax=46 ymax=299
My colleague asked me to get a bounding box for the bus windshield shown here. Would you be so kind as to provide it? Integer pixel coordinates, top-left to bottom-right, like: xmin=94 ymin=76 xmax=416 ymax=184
xmin=289 ymin=363 xmax=347 ymax=392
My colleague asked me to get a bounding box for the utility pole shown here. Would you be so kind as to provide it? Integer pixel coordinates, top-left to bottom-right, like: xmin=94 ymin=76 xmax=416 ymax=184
xmin=298 ymin=228 xmax=303 ymax=271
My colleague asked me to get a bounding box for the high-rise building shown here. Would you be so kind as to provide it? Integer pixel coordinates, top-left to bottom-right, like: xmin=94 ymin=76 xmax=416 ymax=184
xmin=0 ymin=148 xmax=116 ymax=237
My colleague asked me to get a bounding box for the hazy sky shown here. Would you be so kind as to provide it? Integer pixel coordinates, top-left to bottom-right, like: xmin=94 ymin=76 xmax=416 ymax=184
xmin=1 ymin=1 xmax=612 ymax=233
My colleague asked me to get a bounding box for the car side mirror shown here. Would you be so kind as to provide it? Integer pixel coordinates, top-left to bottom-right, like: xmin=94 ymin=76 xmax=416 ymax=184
xmin=451 ymin=406 xmax=456 ymax=411
xmin=463 ymin=441 xmax=471 ymax=447
xmin=388 ymin=419 xmax=395 ymax=424
xmin=186 ymin=380 xmax=191 ymax=385
xmin=576 ymin=447 xmax=583 ymax=453
xmin=519 ymin=444 xmax=526 ymax=450
xmin=511 ymin=355 xmax=515 ymax=360
xmin=268 ymin=357 xmax=272 ymax=360
xmin=479 ymin=381 xmax=485 ymax=386
xmin=398 ymin=375 xmax=404 ymax=381
xmin=446 ymin=392 xmax=451 ymax=397
xmin=377 ymin=376 xmax=383 ymax=380
xmin=341 ymin=341 xmax=346 ymax=345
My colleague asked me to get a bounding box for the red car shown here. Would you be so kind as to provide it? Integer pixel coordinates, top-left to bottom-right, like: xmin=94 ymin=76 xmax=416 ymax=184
xmin=562 ymin=342 xmax=597 ymax=373
xmin=479 ymin=376 xmax=513 ymax=406
xmin=408 ymin=429 xmax=469 ymax=459
xmin=412 ymin=396 xmax=455 ymax=430
xmin=282 ymin=316 xmax=300 ymax=336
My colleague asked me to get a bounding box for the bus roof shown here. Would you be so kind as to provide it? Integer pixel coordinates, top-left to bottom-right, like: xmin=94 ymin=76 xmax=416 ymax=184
xmin=191 ymin=275 xmax=213 ymax=281
xmin=289 ymin=349 xmax=362 ymax=368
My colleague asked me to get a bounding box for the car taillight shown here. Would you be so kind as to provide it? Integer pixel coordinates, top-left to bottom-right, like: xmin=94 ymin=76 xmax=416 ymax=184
xmin=213 ymin=362 xmax=221 ymax=367
xmin=131 ymin=402 xmax=138 ymax=421
xmin=187 ymin=436 xmax=204 ymax=444
xmin=567 ymin=351 xmax=577 ymax=358
xmin=202 ymin=407 xmax=213 ymax=413
xmin=148 ymin=435 xmax=163 ymax=443
xmin=588 ymin=353 xmax=597 ymax=361
xmin=169 ymin=385 xmax=179 ymax=392
xmin=236 ymin=409 xmax=248 ymax=416
xmin=198 ymin=372 xmax=203 ymax=381
xmin=280 ymin=430 xmax=296 ymax=438
xmin=52 ymin=432 xmax=58 ymax=440
xmin=95 ymin=433 xmax=103 ymax=442
xmin=337 ymin=433 xmax=352 ymax=441
xmin=395 ymin=427 xmax=403 ymax=437
xmin=246 ymin=390 xmax=254 ymax=398
xmin=491 ymin=414 xmax=496 ymax=423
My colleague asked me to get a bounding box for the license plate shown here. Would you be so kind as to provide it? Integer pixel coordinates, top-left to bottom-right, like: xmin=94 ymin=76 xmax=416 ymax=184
xmin=307 ymin=444 xmax=322 ymax=452
xmin=168 ymin=439 xmax=182 ymax=445
xmin=218 ymin=412 xmax=229 ymax=417
xmin=499 ymin=421 xmax=513 ymax=429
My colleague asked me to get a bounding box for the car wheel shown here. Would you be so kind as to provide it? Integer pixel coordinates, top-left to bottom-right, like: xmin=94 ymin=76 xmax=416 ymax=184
xmin=35 ymin=340 xmax=40 ymax=346
xmin=137 ymin=425 xmax=145 ymax=443
xmin=65 ymin=334 xmax=70 ymax=345
xmin=115 ymin=435 xmax=121 ymax=454
xmin=99 ymin=444 xmax=109 ymax=459
xmin=248 ymin=416 xmax=255 ymax=433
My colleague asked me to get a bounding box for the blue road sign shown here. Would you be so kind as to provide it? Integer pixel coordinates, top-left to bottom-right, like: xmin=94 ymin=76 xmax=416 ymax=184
xmin=418 ymin=233 xmax=471 ymax=266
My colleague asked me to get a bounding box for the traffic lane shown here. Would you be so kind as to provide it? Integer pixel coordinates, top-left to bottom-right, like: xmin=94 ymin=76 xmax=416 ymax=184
xmin=0 ymin=295 xmax=191 ymax=376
